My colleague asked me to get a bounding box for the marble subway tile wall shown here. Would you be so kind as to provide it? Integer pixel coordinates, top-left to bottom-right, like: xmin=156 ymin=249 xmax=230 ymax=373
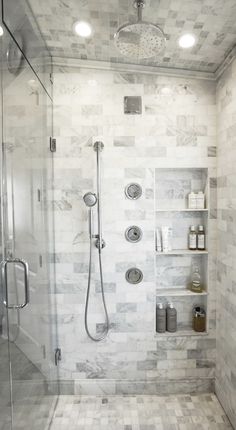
xmin=53 ymin=66 xmax=217 ymax=394
xmin=216 ymin=57 xmax=236 ymax=427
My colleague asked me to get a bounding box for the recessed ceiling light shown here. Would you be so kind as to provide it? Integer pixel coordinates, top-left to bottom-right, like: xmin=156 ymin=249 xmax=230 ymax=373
xmin=88 ymin=79 xmax=97 ymax=87
xmin=0 ymin=26 xmax=4 ymax=37
xmin=178 ymin=33 xmax=196 ymax=49
xmin=161 ymin=86 xmax=172 ymax=95
xmin=73 ymin=21 xmax=92 ymax=38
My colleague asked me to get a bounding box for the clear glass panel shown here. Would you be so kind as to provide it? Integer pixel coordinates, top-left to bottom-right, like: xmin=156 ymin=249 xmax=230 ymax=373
xmin=2 ymin=0 xmax=52 ymax=95
xmin=0 ymin=133 xmax=12 ymax=428
xmin=0 ymin=15 xmax=12 ymax=430
xmin=1 ymin=27 xmax=58 ymax=430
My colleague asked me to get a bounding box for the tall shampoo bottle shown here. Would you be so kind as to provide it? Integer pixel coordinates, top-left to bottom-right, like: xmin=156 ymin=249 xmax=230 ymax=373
xmin=189 ymin=225 xmax=197 ymax=250
xmin=156 ymin=303 xmax=166 ymax=333
xmin=167 ymin=303 xmax=177 ymax=332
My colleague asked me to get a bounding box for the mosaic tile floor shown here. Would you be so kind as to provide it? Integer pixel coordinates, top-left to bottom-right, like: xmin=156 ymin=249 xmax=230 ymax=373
xmin=50 ymin=394 xmax=232 ymax=430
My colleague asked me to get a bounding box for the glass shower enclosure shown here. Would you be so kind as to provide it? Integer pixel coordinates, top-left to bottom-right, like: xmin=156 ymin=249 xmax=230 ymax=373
xmin=0 ymin=2 xmax=58 ymax=429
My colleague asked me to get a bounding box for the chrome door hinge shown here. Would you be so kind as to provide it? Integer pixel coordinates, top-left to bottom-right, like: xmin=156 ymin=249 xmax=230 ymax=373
xmin=50 ymin=72 xmax=54 ymax=84
xmin=39 ymin=255 xmax=43 ymax=268
xmin=50 ymin=137 xmax=56 ymax=152
xmin=37 ymin=189 xmax=41 ymax=202
xmin=55 ymin=348 xmax=62 ymax=366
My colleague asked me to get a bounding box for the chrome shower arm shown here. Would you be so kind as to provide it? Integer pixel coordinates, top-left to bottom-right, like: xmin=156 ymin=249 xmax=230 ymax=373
xmin=134 ymin=0 xmax=145 ymax=22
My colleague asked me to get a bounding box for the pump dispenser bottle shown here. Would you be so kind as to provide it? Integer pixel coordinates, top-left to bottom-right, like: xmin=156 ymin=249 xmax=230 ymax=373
xmin=167 ymin=303 xmax=177 ymax=332
xmin=156 ymin=303 xmax=166 ymax=333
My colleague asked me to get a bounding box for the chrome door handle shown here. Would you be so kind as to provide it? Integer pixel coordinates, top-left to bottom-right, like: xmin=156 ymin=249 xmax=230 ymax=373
xmin=1 ymin=258 xmax=30 ymax=309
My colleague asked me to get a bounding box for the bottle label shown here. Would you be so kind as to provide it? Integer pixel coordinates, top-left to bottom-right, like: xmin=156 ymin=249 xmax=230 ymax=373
xmin=189 ymin=234 xmax=197 ymax=249
xmin=196 ymin=194 xmax=205 ymax=209
xmin=188 ymin=195 xmax=196 ymax=209
xmin=198 ymin=235 xmax=205 ymax=249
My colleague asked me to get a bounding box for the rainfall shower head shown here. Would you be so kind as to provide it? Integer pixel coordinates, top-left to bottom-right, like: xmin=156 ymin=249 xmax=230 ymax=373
xmin=114 ymin=0 xmax=166 ymax=60
xmin=83 ymin=192 xmax=97 ymax=207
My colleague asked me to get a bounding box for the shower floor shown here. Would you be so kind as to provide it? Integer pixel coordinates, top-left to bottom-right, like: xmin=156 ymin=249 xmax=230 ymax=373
xmin=50 ymin=393 xmax=232 ymax=430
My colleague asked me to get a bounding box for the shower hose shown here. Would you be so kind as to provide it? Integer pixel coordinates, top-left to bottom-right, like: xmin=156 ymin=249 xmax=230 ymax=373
xmin=84 ymin=216 xmax=109 ymax=342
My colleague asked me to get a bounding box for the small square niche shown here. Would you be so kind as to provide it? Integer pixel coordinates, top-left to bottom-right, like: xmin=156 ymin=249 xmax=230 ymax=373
xmin=124 ymin=96 xmax=142 ymax=115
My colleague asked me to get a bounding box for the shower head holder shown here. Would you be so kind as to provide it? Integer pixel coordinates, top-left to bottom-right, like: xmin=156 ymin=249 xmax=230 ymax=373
xmin=93 ymin=141 xmax=104 ymax=152
xmin=133 ymin=0 xmax=145 ymax=9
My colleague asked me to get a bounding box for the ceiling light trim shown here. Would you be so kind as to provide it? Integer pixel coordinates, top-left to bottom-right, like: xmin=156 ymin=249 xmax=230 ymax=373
xmin=214 ymin=44 xmax=236 ymax=80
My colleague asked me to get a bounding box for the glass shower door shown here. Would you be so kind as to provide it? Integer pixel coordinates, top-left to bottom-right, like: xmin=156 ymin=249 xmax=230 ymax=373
xmin=1 ymin=29 xmax=58 ymax=430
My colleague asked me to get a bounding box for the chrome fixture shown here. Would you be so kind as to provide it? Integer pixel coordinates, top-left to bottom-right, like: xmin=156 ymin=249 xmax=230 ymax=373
xmin=83 ymin=142 xmax=109 ymax=342
xmin=1 ymin=258 xmax=30 ymax=309
xmin=124 ymin=96 xmax=142 ymax=115
xmin=83 ymin=192 xmax=97 ymax=208
xmin=125 ymin=225 xmax=143 ymax=243
xmin=114 ymin=0 xmax=166 ymax=60
xmin=125 ymin=267 xmax=143 ymax=284
xmin=54 ymin=348 xmax=62 ymax=366
xmin=125 ymin=183 xmax=142 ymax=200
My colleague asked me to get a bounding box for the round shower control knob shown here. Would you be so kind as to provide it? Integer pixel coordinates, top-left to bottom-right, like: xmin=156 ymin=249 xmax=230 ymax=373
xmin=125 ymin=268 xmax=143 ymax=284
xmin=125 ymin=183 xmax=142 ymax=200
xmin=125 ymin=226 xmax=142 ymax=243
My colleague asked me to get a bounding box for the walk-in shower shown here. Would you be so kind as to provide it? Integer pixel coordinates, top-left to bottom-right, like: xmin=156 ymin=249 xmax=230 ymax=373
xmin=83 ymin=142 xmax=109 ymax=342
xmin=3 ymin=0 xmax=236 ymax=429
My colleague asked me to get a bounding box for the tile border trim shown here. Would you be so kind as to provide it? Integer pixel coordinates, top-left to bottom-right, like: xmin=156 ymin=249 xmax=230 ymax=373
xmin=51 ymin=45 xmax=236 ymax=81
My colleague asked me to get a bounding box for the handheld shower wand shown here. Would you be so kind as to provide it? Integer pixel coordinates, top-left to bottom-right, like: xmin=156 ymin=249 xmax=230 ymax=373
xmin=83 ymin=142 xmax=109 ymax=342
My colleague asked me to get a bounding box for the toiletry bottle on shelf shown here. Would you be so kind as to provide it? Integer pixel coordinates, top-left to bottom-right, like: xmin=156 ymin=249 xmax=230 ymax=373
xmin=156 ymin=229 xmax=162 ymax=252
xmin=192 ymin=306 xmax=206 ymax=332
xmin=191 ymin=265 xmax=203 ymax=293
xmin=156 ymin=303 xmax=166 ymax=333
xmin=161 ymin=226 xmax=169 ymax=253
xmin=196 ymin=191 xmax=205 ymax=209
xmin=197 ymin=225 xmax=205 ymax=250
xmin=168 ymin=227 xmax=173 ymax=251
xmin=189 ymin=226 xmax=197 ymax=250
xmin=166 ymin=303 xmax=177 ymax=332
xmin=188 ymin=192 xmax=197 ymax=209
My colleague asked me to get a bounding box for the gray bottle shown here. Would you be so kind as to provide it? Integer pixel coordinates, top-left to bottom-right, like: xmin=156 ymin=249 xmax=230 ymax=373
xmin=156 ymin=303 xmax=166 ymax=333
xmin=167 ymin=303 xmax=177 ymax=332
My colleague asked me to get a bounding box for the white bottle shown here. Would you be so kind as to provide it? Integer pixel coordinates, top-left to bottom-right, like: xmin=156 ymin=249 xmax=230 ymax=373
xmin=188 ymin=192 xmax=197 ymax=209
xmin=161 ymin=226 xmax=169 ymax=253
xmin=168 ymin=227 xmax=173 ymax=251
xmin=156 ymin=229 xmax=162 ymax=252
xmin=196 ymin=191 xmax=205 ymax=209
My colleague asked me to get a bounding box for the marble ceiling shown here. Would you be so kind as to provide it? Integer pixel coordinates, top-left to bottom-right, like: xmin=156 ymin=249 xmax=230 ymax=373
xmin=28 ymin=0 xmax=236 ymax=73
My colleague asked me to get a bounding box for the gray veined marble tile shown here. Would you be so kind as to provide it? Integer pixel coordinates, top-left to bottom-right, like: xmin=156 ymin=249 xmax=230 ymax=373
xmin=116 ymin=303 xmax=137 ymax=313
xmin=124 ymin=168 xmax=146 ymax=179
xmin=114 ymin=136 xmax=135 ymax=147
xmin=81 ymin=105 xmax=103 ymax=115
xmin=52 ymin=67 xmax=218 ymax=405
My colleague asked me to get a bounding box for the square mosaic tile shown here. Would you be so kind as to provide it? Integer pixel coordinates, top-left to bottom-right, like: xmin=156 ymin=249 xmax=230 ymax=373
xmin=49 ymin=394 xmax=232 ymax=430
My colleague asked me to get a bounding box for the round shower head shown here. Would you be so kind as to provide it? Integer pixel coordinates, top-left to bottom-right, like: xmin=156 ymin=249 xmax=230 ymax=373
xmin=114 ymin=0 xmax=165 ymax=60
xmin=83 ymin=192 xmax=97 ymax=207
